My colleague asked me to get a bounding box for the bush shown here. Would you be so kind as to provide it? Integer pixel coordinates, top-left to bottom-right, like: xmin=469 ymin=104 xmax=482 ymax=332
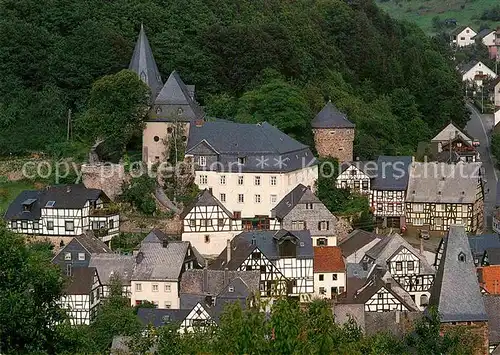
xmin=120 ymin=175 xmax=157 ymax=215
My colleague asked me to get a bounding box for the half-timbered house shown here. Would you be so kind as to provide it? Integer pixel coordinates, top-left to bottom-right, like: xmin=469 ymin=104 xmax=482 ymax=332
xmin=430 ymin=122 xmax=474 ymax=156
xmin=370 ymin=156 xmax=413 ymax=229
xmin=336 ymin=161 xmax=376 ymax=194
xmin=339 ymin=266 xmax=419 ymax=312
xmin=210 ymin=230 xmax=314 ymax=301
xmin=181 ymin=189 xmax=243 ymax=256
xmin=59 ymin=267 xmax=102 ymax=325
xmin=4 ymin=184 xmax=120 ymax=242
xmin=271 ymin=184 xmax=340 ymax=246
xmin=429 ymin=225 xmax=489 ymax=355
xmin=339 ymin=229 xmax=384 ymax=264
xmin=435 ymin=135 xmax=480 ymax=163
xmin=360 ymin=233 xmax=435 ymax=310
xmin=52 ymin=233 xmax=111 ymax=274
xmin=405 ymin=162 xmax=484 ymax=237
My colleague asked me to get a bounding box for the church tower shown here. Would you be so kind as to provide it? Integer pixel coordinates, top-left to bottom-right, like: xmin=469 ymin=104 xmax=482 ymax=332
xmin=128 ymin=24 xmax=163 ymax=101
xmin=312 ymin=101 xmax=355 ymax=162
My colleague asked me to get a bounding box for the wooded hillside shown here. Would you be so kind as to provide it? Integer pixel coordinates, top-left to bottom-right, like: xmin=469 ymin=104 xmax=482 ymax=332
xmin=0 ymin=0 xmax=467 ymax=159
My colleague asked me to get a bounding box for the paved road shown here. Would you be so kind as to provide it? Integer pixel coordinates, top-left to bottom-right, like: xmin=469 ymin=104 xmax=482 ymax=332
xmin=465 ymin=103 xmax=499 ymax=231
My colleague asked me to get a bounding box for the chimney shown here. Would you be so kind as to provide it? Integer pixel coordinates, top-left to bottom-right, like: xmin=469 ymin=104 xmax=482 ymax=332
xmin=224 ymin=268 xmax=229 ymax=286
xmin=226 ymin=239 xmax=231 ymax=263
xmin=386 ymin=281 xmax=392 ymax=290
xmin=203 ymin=261 xmax=209 ymax=293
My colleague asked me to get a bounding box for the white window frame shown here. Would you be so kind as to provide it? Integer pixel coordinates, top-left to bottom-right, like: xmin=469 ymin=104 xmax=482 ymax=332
xmin=65 ymin=220 xmax=74 ymax=232
xmin=64 ymin=252 xmax=72 ymax=261
xmin=152 ymin=284 xmax=159 ymax=292
xmin=198 ymin=156 xmax=207 ymax=167
xmin=165 ymin=284 xmax=171 ymax=293
xmin=414 ymin=204 xmax=424 ymax=212
xmin=270 ymin=176 xmax=277 ymax=186
xmin=199 ymin=175 xmax=208 ymax=185
xmin=135 ymin=283 xmax=142 ymax=292
xmin=220 ymin=175 xmax=226 ymax=185
xmin=220 ymin=193 xmax=226 ymax=203
xmin=237 ymin=176 xmax=244 ymax=185
xmin=78 ymin=252 xmax=85 ymax=261
xmin=413 ymin=218 xmax=424 ymax=226
xmin=270 ymin=194 xmax=277 ymax=204
xmin=254 ymin=176 xmax=261 ymax=186
xmin=255 ymin=194 xmax=261 ymax=203
xmin=238 ymin=194 xmax=244 ymax=203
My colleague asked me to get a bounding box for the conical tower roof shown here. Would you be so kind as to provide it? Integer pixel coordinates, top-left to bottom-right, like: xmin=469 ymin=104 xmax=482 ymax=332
xmin=129 ymin=24 xmax=163 ymax=100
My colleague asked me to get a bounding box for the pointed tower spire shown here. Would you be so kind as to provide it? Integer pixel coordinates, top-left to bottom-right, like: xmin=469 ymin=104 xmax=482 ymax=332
xmin=129 ymin=24 xmax=163 ymax=100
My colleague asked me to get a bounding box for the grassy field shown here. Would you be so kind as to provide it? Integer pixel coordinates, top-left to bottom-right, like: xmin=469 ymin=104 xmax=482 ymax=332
xmin=377 ymin=0 xmax=499 ymax=34
xmin=0 ymin=180 xmax=36 ymax=215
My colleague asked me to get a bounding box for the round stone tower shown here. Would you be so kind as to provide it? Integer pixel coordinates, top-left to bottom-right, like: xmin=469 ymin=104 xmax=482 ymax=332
xmin=312 ymin=101 xmax=355 ymax=162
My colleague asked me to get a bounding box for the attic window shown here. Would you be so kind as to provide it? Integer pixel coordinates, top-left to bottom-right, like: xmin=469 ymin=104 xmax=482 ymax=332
xmin=228 ymin=286 xmax=234 ymax=292
xmin=458 ymin=252 xmax=466 ymax=262
xmin=299 ymin=241 xmax=305 ymax=247
xmin=177 ymin=108 xmax=183 ymax=115
xmin=156 ymin=106 xmax=162 ymax=114
xmin=238 ymin=157 xmax=246 ymax=165
xmin=45 ymin=201 xmax=56 ymax=208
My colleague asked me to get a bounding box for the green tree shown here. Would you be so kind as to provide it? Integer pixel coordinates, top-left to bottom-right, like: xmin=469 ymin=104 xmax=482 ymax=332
xmin=76 ymin=69 xmax=149 ymax=162
xmin=0 ymin=223 xmax=66 ymax=354
xmin=120 ymin=175 xmax=157 ymax=215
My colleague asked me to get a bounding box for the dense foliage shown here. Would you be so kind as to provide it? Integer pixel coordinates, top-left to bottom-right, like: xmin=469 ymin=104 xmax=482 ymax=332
xmin=491 ymin=132 xmax=500 ymax=168
xmin=0 ymin=0 xmax=466 ymax=159
xmin=120 ymin=175 xmax=157 ymax=215
xmin=481 ymin=5 xmax=500 ymax=21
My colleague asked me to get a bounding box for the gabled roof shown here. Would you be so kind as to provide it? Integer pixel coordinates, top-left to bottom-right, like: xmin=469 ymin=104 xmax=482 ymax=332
xmin=469 ymin=234 xmax=500 ymax=260
xmin=311 ymin=101 xmax=355 ymax=129
xmin=458 ymin=60 xmax=482 ymax=75
xmin=364 ymin=233 xmax=435 ymax=274
xmin=339 ymin=229 xmax=383 ymax=259
xmin=4 ymin=184 xmax=104 ymax=221
xmin=128 ymin=24 xmax=163 ymax=100
xmin=484 ymin=294 xmax=500 ymax=344
xmin=314 ymin=246 xmax=345 ymax=273
xmin=429 ymin=225 xmax=487 ymax=322
xmin=370 ymin=156 xmax=412 ymax=191
xmin=339 ymin=160 xmax=377 ymax=176
xmin=432 ymin=122 xmax=473 ymax=143
xmin=88 ymin=253 xmax=135 ymax=286
xmin=473 ymin=28 xmax=495 ymax=40
xmin=67 ymin=233 xmax=111 ymax=254
xmin=180 ymin=269 xmax=260 ymax=296
xmin=210 ymin=230 xmax=314 ymax=270
xmin=137 ymin=307 xmax=191 ymax=327
xmin=180 ymin=189 xmax=233 ymax=220
xmin=153 ymin=70 xmax=204 ymax=121
xmin=65 ymin=267 xmax=99 ymax=295
xmin=451 ymin=25 xmax=474 ymax=36
xmin=406 ymin=162 xmax=481 ymax=204
xmin=484 ymin=248 xmax=500 ymax=265
xmin=185 ymin=121 xmax=316 ymax=173
xmin=271 ymin=184 xmax=321 ymax=219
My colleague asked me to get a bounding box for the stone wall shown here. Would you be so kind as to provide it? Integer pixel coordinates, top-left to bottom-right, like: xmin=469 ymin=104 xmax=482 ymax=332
xmin=81 ymin=163 xmax=127 ymax=201
xmin=313 ymin=127 xmax=354 ymax=162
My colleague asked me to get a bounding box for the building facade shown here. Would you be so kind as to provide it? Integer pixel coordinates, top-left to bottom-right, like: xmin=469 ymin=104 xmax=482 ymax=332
xmin=451 ymin=26 xmax=477 ymax=47
xmin=405 ymin=162 xmax=484 ymax=236
xmin=271 ymin=184 xmax=340 ymax=247
xmin=4 ymin=184 xmax=119 ymax=242
xmin=210 ymin=230 xmax=314 ymax=301
xmin=181 ymin=189 xmax=243 ymax=256
xmin=336 ymin=161 xmax=374 ymax=194
xmin=312 ymin=101 xmax=355 ymax=162
xmin=313 ymin=246 xmax=346 ymax=299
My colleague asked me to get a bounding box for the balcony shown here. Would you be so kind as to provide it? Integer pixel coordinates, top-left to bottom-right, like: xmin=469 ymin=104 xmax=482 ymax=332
xmin=90 ymin=204 xmax=120 ymax=217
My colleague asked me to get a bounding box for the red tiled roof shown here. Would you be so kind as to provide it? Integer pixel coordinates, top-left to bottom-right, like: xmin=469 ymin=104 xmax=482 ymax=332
xmin=478 ymin=265 xmax=500 ymax=294
xmin=314 ymin=246 xmax=345 ymax=273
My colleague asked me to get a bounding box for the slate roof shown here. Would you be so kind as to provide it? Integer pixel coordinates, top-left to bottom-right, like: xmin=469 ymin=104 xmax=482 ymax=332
xmin=271 ymin=184 xmax=321 ymax=219
xmin=469 ymin=234 xmax=500 ymax=261
xmin=128 ymin=24 xmax=163 ymax=100
xmin=210 ymin=230 xmax=314 ymax=270
xmin=473 ymin=28 xmax=495 ymax=40
xmin=133 ymin=241 xmax=189 ymax=281
xmin=370 ymin=156 xmax=412 ymax=191
xmin=428 ymin=225 xmax=488 ymax=322
xmin=340 ymin=267 xmax=419 ymax=311
xmin=180 ymin=269 xmax=260 ymax=296
xmin=180 ymin=189 xmax=233 ymax=220
xmin=88 ymin=253 xmax=135 ymax=286
xmin=458 ymin=60 xmax=481 ymax=75
xmin=364 ymin=233 xmax=435 ymax=275
xmin=451 ymin=25 xmax=470 ymax=36
xmin=484 ymin=295 xmax=500 ymax=344
xmin=73 ymin=233 xmax=111 ymax=254
xmin=65 ymin=267 xmax=97 ymax=295
xmin=485 ymin=248 xmax=500 ymax=265
xmin=137 ymin=307 xmax=191 ymax=327
xmin=406 ymin=162 xmax=481 ymax=204
xmin=339 ymin=229 xmax=383 ymax=259
xmin=311 ymin=101 xmax=355 ymax=129
xmin=4 ymin=184 xmax=104 ymax=221
xmin=185 ymin=121 xmax=317 ymax=173
xmin=313 ymin=246 xmax=345 ymax=273
xmin=151 ymin=70 xmax=204 ymax=121
xmin=432 ymin=122 xmax=473 ymax=143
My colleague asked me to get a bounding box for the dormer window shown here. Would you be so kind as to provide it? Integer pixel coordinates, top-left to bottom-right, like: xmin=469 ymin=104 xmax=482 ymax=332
xmin=156 ymin=106 xmax=162 ymax=114
xmin=238 ymin=157 xmax=246 ymax=165
xmin=458 ymin=252 xmax=466 ymax=262
xmin=45 ymin=201 xmax=56 ymax=208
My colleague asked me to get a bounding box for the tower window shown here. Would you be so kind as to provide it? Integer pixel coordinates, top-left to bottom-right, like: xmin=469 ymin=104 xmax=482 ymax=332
xmin=153 ymin=136 xmax=160 ymax=142
xmin=458 ymin=252 xmax=466 ymax=262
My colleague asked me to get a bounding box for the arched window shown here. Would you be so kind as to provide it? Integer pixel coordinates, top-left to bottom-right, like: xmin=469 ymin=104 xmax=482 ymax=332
xmin=458 ymin=252 xmax=466 ymax=262
xmin=420 ymin=294 xmax=429 ymax=306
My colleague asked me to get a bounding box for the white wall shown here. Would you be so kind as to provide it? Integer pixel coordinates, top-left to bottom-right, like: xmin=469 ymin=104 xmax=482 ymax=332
xmin=314 ymin=271 xmax=346 ymax=299
xmin=453 ymin=27 xmax=477 ymax=47
xmin=482 ymin=31 xmax=496 ymax=47
xmin=462 ymin=62 xmax=497 ymax=84
xmin=131 ymin=280 xmax=180 ymax=309
xmin=183 ymin=231 xmax=240 ymax=256
xmin=194 ymin=166 xmax=318 ymax=218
